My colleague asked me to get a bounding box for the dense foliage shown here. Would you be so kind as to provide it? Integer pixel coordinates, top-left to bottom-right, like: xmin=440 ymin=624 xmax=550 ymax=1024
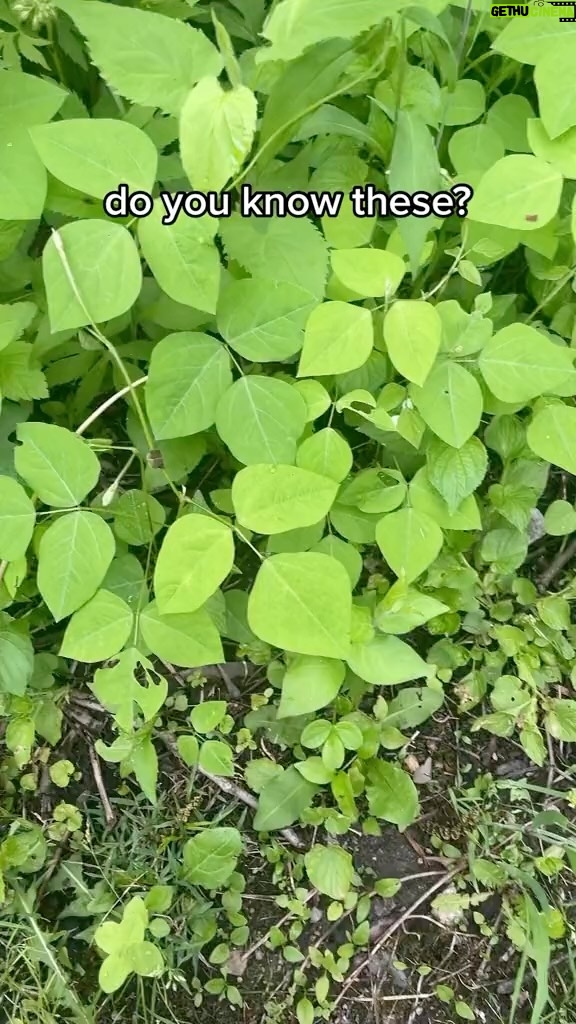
xmin=1 ymin=0 xmax=576 ymax=1021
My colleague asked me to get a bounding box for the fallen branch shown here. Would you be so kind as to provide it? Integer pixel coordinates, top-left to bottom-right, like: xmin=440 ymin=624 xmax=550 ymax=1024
xmin=88 ymin=744 xmax=116 ymax=829
xmin=537 ymin=536 xmax=576 ymax=592
xmin=333 ymin=867 xmax=463 ymax=1007
xmin=159 ymin=732 xmax=304 ymax=850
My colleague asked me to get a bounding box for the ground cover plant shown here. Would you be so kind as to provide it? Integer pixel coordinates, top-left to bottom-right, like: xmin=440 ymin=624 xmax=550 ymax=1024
xmin=1 ymin=0 xmax=576 ymax=1021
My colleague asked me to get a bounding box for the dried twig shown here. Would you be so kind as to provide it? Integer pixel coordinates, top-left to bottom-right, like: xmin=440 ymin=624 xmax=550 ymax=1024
xmin=333 ymin=867 xmax=463 ymax=1007
xmin=537 ymin=536 xmax=576 ymax=592
xmin=88 ymin=744 xmax=116 ymax=829
xmin=159 ymin=732 xmax=304 ymax=850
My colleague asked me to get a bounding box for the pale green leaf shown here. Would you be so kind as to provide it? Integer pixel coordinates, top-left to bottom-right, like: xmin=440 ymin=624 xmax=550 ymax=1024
xmin=60 ymin=590 xmax=133 ymax=662
xmin=479 ymin=325 xmax=575 ymax=404
xmin=0 ymin=476 xmax=35 ymax=560
xmin=0 ymin=70 xmax=66 ymax=128
xmin=220 ymin=214 xmax=328 ymax=302
xmin=535 ymin=39 xmax=576 ymax=139
xmin=248 ymin=552 xmax=352 ymax=659
xmin=492 ymin=17 xmax=576 ymax=65
xmin=91 ymin=648 xmax=168 ymax=731
xmin=217 ymin=278 xmax=316 ymax=362
xmin=146 ymin=332 xmax=232 ymax=440
xmin=304 ymin=844 xmax=353 ymax=901
xmin=139 ymin=601 xmax=224 ymax=668
xmin=383 ymin=300 xmax=441 ymax=386
xmin=232 ymin=464 xmax=338 ymax=535
xmin=37 ymin=511 xmax=116 ymax=622
xmin=216 ymin=376 xmax=307 ymax=466
xmin=427 ymin=437 xmax=488 ymax=513
xmin=259 ymin=0 xmax=392 ymax=63
xmin=0 ymin=613 xmax=34 ymax=696
xmin=347 ymin=634 xmax=430 ymax=686
xmin=376 ymin=507 xmax=443 ymax=583
xmin=468 ymin=155 xmax=562 ymax=231
xmin=154 ymin=513 xmax=234 ymax=614
xmin=296 ymin=428 xmax=352 ymax=483
xmin=411 ymin=361 xmax=484 ymax=448
xmin=330 ymin=248 xmax=405 ymax=299
xmin=253 ymin=766 xmax=317 ymax=831
xmin=15 ymin=422 xmax=100 ymax=508
xmin=180 ymin=78 xmax=257 ymax=192
xmin=297 ymin=301 xmax=373 ymax=377
xmin=138 ymin=201 xmax=221 ymax=315
xmin=183 ymin=827 xmax=242 ymax=887
xmin=0 ymin=130 xmax=47 ymax=220
xmin=278 ymin=656 xmax=345 ymax=718
xmin=527 ymin=404 xmax=576 ymax=476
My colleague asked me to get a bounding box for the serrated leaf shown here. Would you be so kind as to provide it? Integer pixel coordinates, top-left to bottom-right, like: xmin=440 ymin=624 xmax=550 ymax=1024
xmin=220 ymin=214 xmax=328 ymax=303
xmin=427 ymin=437 xmax=488 ymax=513
xmin=154 ymin=514 xmax=234 ymax=614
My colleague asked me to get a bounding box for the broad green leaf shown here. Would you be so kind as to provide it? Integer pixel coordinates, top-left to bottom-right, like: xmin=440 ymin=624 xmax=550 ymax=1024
xmin=441 ymin=78 xmax=485 ymax=126
xmin=91 ymin=648 xmax=168 ymax=731
xmin=146 ymin=332 xmax=231 ymax=440
xmin=468 ymin=155 xmax=562 ymax=231
xmin=546 ymin=699 xmax=576 ymax=743
xmin=0 ymin=302 xmax=37 ymax=353
xmin=177 ymin=735 xmax=199 ymax=766
xmin=0 ymin=70 xmax=66 ymax=128
xmin=42 ymin=220 xmax=142 ymax=331
xmin=220 ymin=214 xmax=328 ymax=302
xmin=544 ymin=500 xmax=576 ymax=536
xmin=60 ymin=590 xmax=133 ymax=663
xmin=304 ymin=844 xmax=353 ymax=901
xmin=54 ymin=0 xmax=222 ymax=115
xmin=154 ymin=514 xmax=234 ymax=614
xmin=253 ymin=766 xmax=317 ymax=831
xmin=448 ymin=124 xmax=505 ymax=177
xmin=347 ymin=634 xmax=430 ymax=686
xmin=527 ymin=118 xmax=576 ymax=179
xmin=15 ymin=422 xmax=100 ymax=508
xmin=0 ymin=613 xmax=34 ymax=696
xmin=30 ymin=119 xmax=157 ymax=199
xmin=296 ymin=428 xmax=352 ymax=483
xmin=338 ymin=468 xmax=406 ymax=515
xmin=37 ymin=511 xmax=115 ymax=622
xmin=410 ymin=467 xmax=481 ymax=531
xmin=112 ymin=490 xmax=165 ymax=547
xmin=527 ymin=405 xmax=576 ymax=476
xmin=180 ymin=77 xmax=257 ymax=192
xmin=298 ymin=302 xmax=373 ymax=377
xmin=486 ymin=94 xmax=534 ymax=153
xmin=376 ymin=507 xmax=443 ymax=583
xmin=493 ymin=17 xmax=576 ymax=65
xmin=248 ymin=552 xmax=352 ymax=659
xmin=311 ymin=535 xmax=363 ymax=588
xmin=427 ymin=437 xmax=488 ymax=513
xmin=535 ymin=39 xmax=576 ymax=139
xmin=139 ymin=601 xmax=224 ymax=668
xmin=375 ymin=584 xmax=449 ymax=635
xmin=383 ymin=300 xmax=441 ymax=386
xmin=411 ymin=361 xmax=483 ymax=448
xmin=128 ymin=942 xmax=164 ymax=979
xmin=278 ymin=656 xmax=345 ymax=718
xmin=138 ymin=202 xmax=221 ymax=315
xmin=366 ymin=760 xmax=419 ymax=830
xmin=0 ymin=130 xmax=47 ymax=220
xmin=217 ymin=278 xmax=316 ymax=362
xmin=190 ymin=701 xmax=227 ymax=734
xmin=183 ymin=827 xmax=242 ymax=887
xmin=259 ymin=0 xmax=390 ymax=63
xmin=232 ymin=464 xmax=338 ymax=535
xmin=199 ymin=739 xmax=234 ymax=777
xmin=479 ymin=325 xmax=575 ymax=404
xmin=216 ymin=376 xmax=307 ymax=466
xmin=0 ymin=476 xmax=35 ymax=560
xmin=330 ymin=249 xmax=405 ymax=299
xmin=385 ymin=686 xmax=445 ymax=729
xmin=98 ymin=955 xmax=130 ymax=994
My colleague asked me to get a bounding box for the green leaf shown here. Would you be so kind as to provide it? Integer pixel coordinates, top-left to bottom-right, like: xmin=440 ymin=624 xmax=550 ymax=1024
xmin=15 ymin=422 xmax=100 ymax=508
xmin=0 ymin=614 xmax=34 ymax=696
xmin=468 ymin=155 xmax=562 ymax=231
xmin=296 ymin=998 xmax=314 ymax=1024
xmin=217 ymin=278 xmax=316 ymax=362
xmin=527 ymin=404 xmax=576 ymax=475
xmin=441 ymin=78 xmax=485 ymax=126
xmin=331 ymin=248 xmax=405 ymax=299
xmin=30 ymin=119 xmax=157 ymax=199
xmin=248 ymin=552 xmax=352 ymax=659
xmin=0 ymin=476 xmax=35 ymax=560
xmin=154 ymin=513 xmax=234 ymax=615
xmin=60 ymin=590 xmax=133 ymax=662
xmin=260 ymin=0 xmax=389 ymax=63
xmin=138 ymin=202 xmax=221 ymax=315
xmin=180 ymin=77 xmax=257 ymax=192
xmin=411 ymin=361 xmax=483 ymax=448
xmin=493 ymin=17 xmax=576 ymax=65
xmin=199 ymin=739 xmax=234 ymax=777
xmin=139 ymin=601 xmax=224 ymax=668
xmin=388 ymin=111 xmax=442 ymax=273
xmin=232 ymin=464 xmax=338 ymax=535
xmin=0 ymin=302 xmax=37 ymax=353
xmin=54 ymin=0 xmax=222 ymax=115
xmin=546 ymin=699 xmax=576 ymax=742
xmin=37 ymin=512 xmax=115 ymax=622
xmin=220 ymin=214 xmax=328 ymax=303
xmin=544 ymin=500 xmax=576 ymax=537
xmin=183 ymin=827 xmax=242 ymax=887
xmin=347 ymin=634 xmax=430 ymax=686
xmin=527 ymin=118 xmax=576 ymax=179
xmin=190 ymin=701 xmax=227 ymax=734
xmin=296 ymin=428 xmax=353 ymax=483
xmin=376 ymin=507 xmax=443 ymax=583
xmin=0 ymin=70 xmax=66 ymax=128
xmin=146 ymin=332 xmax=231 ymax=441
xmin=129 ymin=941 xmax=164 ymax=979
xmin=278 ymin=656 xmax=345 ymax=718
xmin=375 ymin=586 xmax=449 ymax=635
xmin=216 ymin=376 xmax=307 ymax=466
xmin=366 ymin=761 xmax=419 ymax=830
xmin=42 ymin=221 xmax=142 ymax=332
xmin=177 ymin=735 xmax=199 ymax=766
xmin=304 ymin=844 xmax=354 ymax=901
xmin=0 ymin=130 xmax=47 ymax=220
xmin=385 ymin=686 xmax=445 ymax=729
xmin=449 ymin=124 xmax=505 ymax=178
xmin=311 ymin=535 xmax=363 ymax=588
xmin=410 ymin=467 xmax=481 ymax=531
xmin=297 ymin=301 xmax=373 ymax=377
xmin=535 ymin=39 xmax=576 ymax=139
xmin=383 ymin=300 xmax=441 ymax=386
xmin=254 ymin=766 xmax=317 ymax=831
xmin=479 ymin=325 xmax=574 ymax=404
xmin=427 ymin=437 xmax=488 ymax=513
xmin=112 ymin=490 xmax=165 ymax=547
xmin=91 ymin=648 xmax=168 ymax=731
